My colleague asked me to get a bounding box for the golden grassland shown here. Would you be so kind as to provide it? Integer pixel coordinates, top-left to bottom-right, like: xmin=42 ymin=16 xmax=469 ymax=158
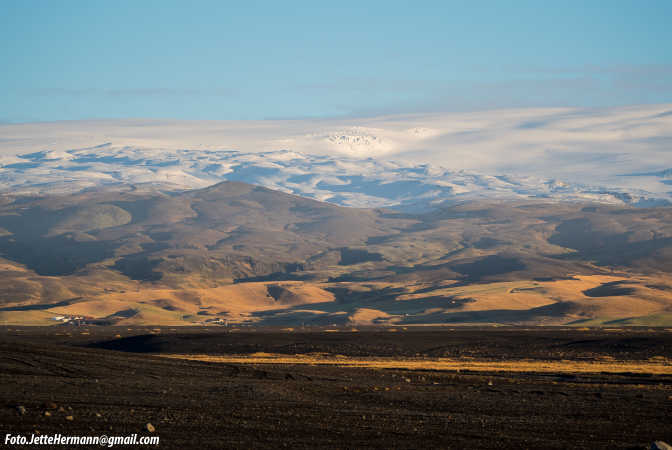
xmin=162 ymin=353 xmax=672 ymax=375
xmin=1 ymin=249 xmax=671 ymax=327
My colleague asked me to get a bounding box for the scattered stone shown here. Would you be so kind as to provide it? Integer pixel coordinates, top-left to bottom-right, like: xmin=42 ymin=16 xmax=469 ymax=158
xmin=44 ymin=411 xmax=52 ymax=417
xmin=652 ymin=442 xmax=672 ymax=450
xmin=57 ymin=407 xmax=66 ymax=413
xmin=16 ymin=405 xmax=26 ymax=415
xmin=95 ymin=413 xmax=102 ymax=418
xmin=487 ymin=380 xmax=493 ymax=386
xmin=65 ymin=415 xmax=74 ymax=421
xmin=253 ymin=370 xmax=268 ymax=379
xmin=145 ymin=423 xmax=156 ymax=433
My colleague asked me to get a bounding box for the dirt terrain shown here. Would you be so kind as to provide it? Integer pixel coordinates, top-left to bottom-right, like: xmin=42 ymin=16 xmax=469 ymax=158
xmin=1 ymin=327 xmax=671 ymax=449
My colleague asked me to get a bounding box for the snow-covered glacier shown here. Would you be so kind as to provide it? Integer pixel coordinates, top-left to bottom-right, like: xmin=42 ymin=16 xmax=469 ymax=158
xmin=0 ymin=144 xmax=668 ymax=210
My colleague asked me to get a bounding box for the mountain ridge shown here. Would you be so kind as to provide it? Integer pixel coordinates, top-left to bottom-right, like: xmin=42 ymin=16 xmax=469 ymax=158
xmin=0 ymin=181 xmax=671 ymax=326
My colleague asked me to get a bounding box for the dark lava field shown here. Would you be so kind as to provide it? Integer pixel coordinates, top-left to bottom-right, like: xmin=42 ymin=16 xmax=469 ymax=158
xmin=0 ymin=327 xmax=671 ymax=449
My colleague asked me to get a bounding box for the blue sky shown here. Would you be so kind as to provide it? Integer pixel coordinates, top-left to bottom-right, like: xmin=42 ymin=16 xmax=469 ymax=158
xmin=2 ymin=0 xmax=671 ymax=122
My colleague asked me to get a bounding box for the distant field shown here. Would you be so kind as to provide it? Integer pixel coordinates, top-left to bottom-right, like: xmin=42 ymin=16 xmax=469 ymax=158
xmin=1 ymin=273 xmax=671 ymax=327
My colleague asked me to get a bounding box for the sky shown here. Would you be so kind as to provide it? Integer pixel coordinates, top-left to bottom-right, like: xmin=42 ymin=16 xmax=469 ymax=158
xmin=1 ymin=0 xmax=671 ymax=122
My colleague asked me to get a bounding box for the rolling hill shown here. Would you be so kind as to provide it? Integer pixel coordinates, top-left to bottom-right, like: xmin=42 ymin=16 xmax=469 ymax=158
xmin=0 ymin=181 xmax=671 ymax=326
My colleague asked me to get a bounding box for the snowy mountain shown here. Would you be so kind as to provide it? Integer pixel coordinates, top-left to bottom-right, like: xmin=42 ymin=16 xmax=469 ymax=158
xmin=1 ymin=104 xmax=671 ymax=209
xmin=0 ymin=144 xmax=668 ymax=210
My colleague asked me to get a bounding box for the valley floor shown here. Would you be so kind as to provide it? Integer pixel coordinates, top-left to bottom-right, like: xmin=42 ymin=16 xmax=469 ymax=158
xmin=0 ymin=327 xmax=671 ymax=449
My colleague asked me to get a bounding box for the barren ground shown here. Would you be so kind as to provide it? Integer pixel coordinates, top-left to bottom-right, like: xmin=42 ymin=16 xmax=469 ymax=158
xmin=1 ymin=327 xmax=671 ymax=449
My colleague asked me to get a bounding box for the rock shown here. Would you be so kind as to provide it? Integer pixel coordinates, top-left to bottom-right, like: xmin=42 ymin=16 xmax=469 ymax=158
xmin=65 ymin=415 xmax=74 ymax=421
xmin=145 ymin=423 xmax=155 ymax=433
xmin=652 ymin=442 xmax=672 ymax=450
xmin=16 ymin=405 xmax=26 ymax=415
xmin=95 ymin=412 xmax=102 ymax=418
xmin=44 ymin=411 xmax=52 ymax=417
